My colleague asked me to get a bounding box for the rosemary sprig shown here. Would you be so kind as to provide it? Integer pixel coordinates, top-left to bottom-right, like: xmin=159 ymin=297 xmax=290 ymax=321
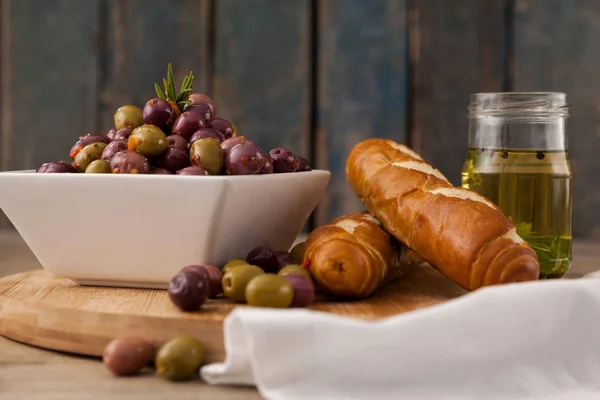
xmin=154 ymin=83 xmax=165 ymax=99
xmin=515 ymin=220 xmax=569 ymax=273
xmin=154 ymin=63 xmax=195 ymax=112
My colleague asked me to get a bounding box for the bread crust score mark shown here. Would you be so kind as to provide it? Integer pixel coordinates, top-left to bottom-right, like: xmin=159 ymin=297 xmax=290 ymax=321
xmin=346 ymin=138 xmax=540 ymax=291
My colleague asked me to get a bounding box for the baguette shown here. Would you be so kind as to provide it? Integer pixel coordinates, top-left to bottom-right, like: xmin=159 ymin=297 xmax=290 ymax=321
xmin=345 ymin=138 xmax=540 ymax=291
xmin=303 ymin=212 xmax=423 ymax=298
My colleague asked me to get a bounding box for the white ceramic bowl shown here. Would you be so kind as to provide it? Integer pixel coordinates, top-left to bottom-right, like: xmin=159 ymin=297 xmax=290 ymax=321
xmin=0 ymin=170 xmax=330 ymax=288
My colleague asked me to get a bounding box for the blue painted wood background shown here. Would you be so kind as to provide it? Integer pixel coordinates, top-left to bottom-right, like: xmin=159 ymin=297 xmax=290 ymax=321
xmin=0 ymin=0 xmax=599 ymax=239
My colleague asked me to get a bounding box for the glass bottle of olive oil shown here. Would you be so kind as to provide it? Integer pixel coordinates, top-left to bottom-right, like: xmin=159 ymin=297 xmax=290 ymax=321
xmin=462 ymin=93 xmax=573 ymax=279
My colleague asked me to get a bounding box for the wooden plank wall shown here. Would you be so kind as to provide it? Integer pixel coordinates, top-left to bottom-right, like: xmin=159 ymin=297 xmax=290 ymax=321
xmin=512 ymin=0 xmax=600 ymax=239
xmin=0 ymin=0 xmax=599 ymax=239
xmin=315 ymin=0 xmax=409 ymax=226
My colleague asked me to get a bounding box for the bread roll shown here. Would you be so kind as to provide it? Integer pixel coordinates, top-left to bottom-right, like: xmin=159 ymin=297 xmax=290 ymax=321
xmin=345 ymin=138 xmax=540 ymax=291
xmin=303 ymin=212 xmax=423 ymax=298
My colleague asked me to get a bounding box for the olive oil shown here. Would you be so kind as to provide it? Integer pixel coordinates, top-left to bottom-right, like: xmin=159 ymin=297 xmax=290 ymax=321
xmin=461 ymin=148 xmax=573 ymax=278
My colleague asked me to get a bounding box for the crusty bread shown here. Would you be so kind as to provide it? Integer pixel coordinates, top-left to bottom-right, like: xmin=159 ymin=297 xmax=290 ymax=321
xmin=346 ymin=138 xmax=540 ymax=291
xmin=304 ymin=212 xmax=423 ymax=298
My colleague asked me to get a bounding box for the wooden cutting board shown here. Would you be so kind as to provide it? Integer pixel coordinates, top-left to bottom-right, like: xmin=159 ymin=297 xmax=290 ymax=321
xmin=0 ymin=266 xmax=466 ymax=363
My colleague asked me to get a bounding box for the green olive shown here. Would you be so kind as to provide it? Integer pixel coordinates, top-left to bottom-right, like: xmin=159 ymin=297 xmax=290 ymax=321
xmin=73 ymin=142 xmax=107 ymax=172
xmin=189 ymin=138 xmax=225 ymax=175
xmin=222 ymin=264 xmax=264 ymax=302
xmin=289 ymin=242 xmax=306 ymax=265
xmin=222 ymin=259 xmax=249 ymax=275
xmin=128 ymin=125 xmax=168 ymax=157
xmin=155 ymin=336 xmax=205 ymax=381
xmin=114 ymin=105 xmax=144 ymax=130
xmin=85 ymin=159 xmax=111 ymax=173
xmin=245 ymin=274 xmax=294 ymax=308
xmin=278 ymin=264 xmax=312 ymax=281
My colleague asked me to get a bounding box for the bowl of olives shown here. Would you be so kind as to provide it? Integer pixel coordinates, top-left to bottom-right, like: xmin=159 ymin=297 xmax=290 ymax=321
xmin=0 ymin=64 xmax=330 ymax=288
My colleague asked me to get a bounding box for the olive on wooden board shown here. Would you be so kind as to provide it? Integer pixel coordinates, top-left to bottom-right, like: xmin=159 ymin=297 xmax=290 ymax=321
xmin=246 ymin=246 xmax=279 ymax=273
xmin=245 ymin=274 xmax=294 ymax=308
xmin=221 ymin=259 xmax=249 ymax=275
xmin=180 ymin=264 xmax=223 ymax=298
xmin=278 ymin=264 xmax=312 ymax=281
xmin=103 ymin=337 xmax=154 ymax=376
xmin=283 ymin=274 xmax=315 ymax=307
xmin=168 ymin=269 xmax=210 ymax=311
xmin=274 ymin=250 xmax=294 ymax=270
xmin=289 ymin=242 xmax=306 ymax=264
xmin=222 ymin=264 xmax=265 ymax=302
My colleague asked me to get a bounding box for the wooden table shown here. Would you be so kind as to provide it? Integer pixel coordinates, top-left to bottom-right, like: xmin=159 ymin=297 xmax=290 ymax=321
xmin=0 ymin=231 xmax=262 ymax=400
xmin=1 ymin=231 xmax=598 ymax=399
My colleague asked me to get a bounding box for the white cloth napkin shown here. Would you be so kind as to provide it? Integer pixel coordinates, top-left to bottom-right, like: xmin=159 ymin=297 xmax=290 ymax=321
xmin=201 ymin=277 xmax=600 ymax=400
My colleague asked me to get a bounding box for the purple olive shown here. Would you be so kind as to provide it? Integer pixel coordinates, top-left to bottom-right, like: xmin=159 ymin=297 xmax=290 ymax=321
xmin=182 ymin=103 xmax=213 ymax=124
xmin=259 ymin=154 xmax=274 ymax=174
xmin=69 ymin=134 xmax=111 ymax=159
xmin=225 ymin=141 xmax=265 ymax=175
xmin=158 ymin=148 xmax=190 ymax=172
xmin=269 ymin=147 xmax=298 ymax=173
xmin=107 ymin=129 xmax=117 ymax=140
xmin=283 ymin=275 xmax=315 ymax=307
xmin=209 ymin=118 xmax=234 ymax=139
xmin=168 ymin=269 xmax=210 ymax=312
xmin=152 ymin=168 xmax=173 ymax=175
xmin=110 ymin=150 xmax=151 ymax=174
xmin=167 ymin=135 xmax=188 ymax=152
xmin=114 ymin=128 xmax=133 ymax=140
xmin=36 ymin=161 xmax=78 ymax=173
xmin=171 ymin=111 xmax=205 ymax=140
xmin=220 ymin=136 xmax=247 ymax=154
xmin=274 ymin=250 xmax=294 ymax=270
xmin=296 ymin=156 xmax=312 ymax=172
xmin=143 ymin=98 xmax=175 ymax=132
xmin=189 ymin=128 xmax=225 ymax=145
xmin=101 ymin=139 xmax=128 ymax=161
xmin=189 ymin=93 xmax=216 ymax=115
xmin=246 ymin=246 xmax=279 ymax=273
xmin=181 ymin=265 xmax=223 ymax=298
xmin=176 ymin=166 xmax=208 ymax=175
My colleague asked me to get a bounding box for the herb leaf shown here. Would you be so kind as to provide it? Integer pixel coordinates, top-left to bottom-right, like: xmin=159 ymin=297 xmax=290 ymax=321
xmin=153 ymin=64 xmax=195 ymax=112
xmin=155 ymin=83 xmax=165 ymax=99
